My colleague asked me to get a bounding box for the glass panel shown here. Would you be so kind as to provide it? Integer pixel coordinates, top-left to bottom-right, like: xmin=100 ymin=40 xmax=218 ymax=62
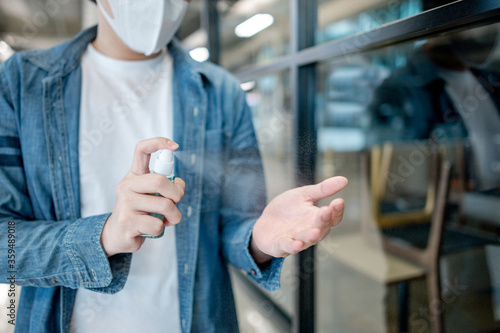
xmin=316 ymin=0 xmax=462 ymax=45
xmin=251 ymin=70 xmax=296 ymax=318
xmin=317 ymin=0 xmax=423 ymax=44
xmin=234 ymin=70 xmax=297 ymax=331
xmin=219 ymin=0 xmax=290 ymax=71
xmin=316 ymin=22 xmax=500 ymax=332
xmin=248 ymin=71 xmax=294 ymax=200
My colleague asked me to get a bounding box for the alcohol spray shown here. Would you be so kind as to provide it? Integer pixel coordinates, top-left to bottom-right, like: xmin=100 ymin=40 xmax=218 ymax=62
xmin=141 ymin=149 xmax=175 ymax=238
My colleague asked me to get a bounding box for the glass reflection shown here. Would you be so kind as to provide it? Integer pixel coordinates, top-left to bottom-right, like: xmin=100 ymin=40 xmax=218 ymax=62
xmin=317 ymin=0 xmax=423 ymax=44
xmin=317 ymin=22 xmax=500 ymax=332
xmin=370 ymin=23 xmax=500 ymax=191
xmin=316 ymin=0 xmax=464 ymax=45
xmin=219 ymin=0 xmax=290 ymax=71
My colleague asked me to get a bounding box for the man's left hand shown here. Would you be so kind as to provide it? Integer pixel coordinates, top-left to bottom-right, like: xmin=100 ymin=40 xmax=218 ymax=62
xmin=250 ymin=176 xmax=348 ymax=263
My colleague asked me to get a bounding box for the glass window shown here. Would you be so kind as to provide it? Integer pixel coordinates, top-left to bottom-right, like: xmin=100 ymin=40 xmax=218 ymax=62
xmin=247 ymin=71 xmax=294 ymax=199
xmin=317 ymin=0 xmax=461 ymax=45
xmin=317 ymin=0 xmax=423 ymax=44
xmin=234 ymin=70 xmax=297 ymax=330
xmin=315 ymin=22 xmax=500 ymax=332
xmin=219 ymin=0 xmax=290 ymax=71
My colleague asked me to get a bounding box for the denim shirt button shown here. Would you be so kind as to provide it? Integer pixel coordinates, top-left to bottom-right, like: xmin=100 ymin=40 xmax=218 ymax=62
xmin=193 ymin=107 xmax=198 ymax=117
xmin=181 ymin=319 xmax=186 ymax=329
xmin=187 ymin=206 xmax=192 ymax=217
xmin=191 ymin=153 xmax=196 ymax=165
xmin=250 ymin=269 xmax=256 ymax=276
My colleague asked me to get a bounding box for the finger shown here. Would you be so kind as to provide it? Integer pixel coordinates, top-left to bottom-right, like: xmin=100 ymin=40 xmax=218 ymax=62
xmin=329 ymin=198 xmax=344 ymax=226
xmin=125 ymin=173 xmax=184 ymax=203
xmin=130 ymin=194 xmax=183 ymax=225
xmin=174 ymin=177 xmax=186 ymax=193
xmin=302 ymin=176 xmax=348 ymax=203
xmin=163 ymin=216 xmax=179 ymax=227
xmin=158 ymin=200 xmax=183 ymax=226
xmin=277 ymin=237 xmax=304 ymax=256
xmin=313 ymin=206 xmax=333 ymax=227
xmin=294 ymin=226 xmax=328 ymax=245
xmin=130 ymin=137 xmax=179 ymax=175
xmin=135 ymin=215 xmax=165 ymax=237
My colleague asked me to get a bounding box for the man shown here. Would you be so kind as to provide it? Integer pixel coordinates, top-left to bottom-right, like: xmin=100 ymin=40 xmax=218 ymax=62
xmin=369 ymin=24 xmax=500 ymax=192
xmin=0 ymin=0 xmax=347 ymax=332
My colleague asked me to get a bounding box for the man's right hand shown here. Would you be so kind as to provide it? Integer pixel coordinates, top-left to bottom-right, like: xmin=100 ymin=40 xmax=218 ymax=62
xmin=101 ymin=137 xmax=186 ymax=257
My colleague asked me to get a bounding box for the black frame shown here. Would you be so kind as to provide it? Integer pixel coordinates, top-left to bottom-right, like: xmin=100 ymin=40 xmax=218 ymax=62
xmin=203 ymin=0 xmax=500 ymax=332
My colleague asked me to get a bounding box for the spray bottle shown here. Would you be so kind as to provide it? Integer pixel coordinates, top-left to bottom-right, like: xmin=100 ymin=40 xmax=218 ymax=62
xmin=141 ymin=149 xmax=175 ymax=238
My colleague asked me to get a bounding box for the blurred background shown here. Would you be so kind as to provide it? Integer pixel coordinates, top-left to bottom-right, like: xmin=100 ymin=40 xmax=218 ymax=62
xmin=1 ymin=1 xmax=500 ymax=332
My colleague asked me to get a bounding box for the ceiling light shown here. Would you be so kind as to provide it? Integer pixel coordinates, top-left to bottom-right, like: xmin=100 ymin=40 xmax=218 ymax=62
xmin=0 ymin=41 xmax=15 ymax=62
xmin=189 ymin=47 xmax=210 ymax=62
xmin=230 ymin=0 xmax=279 ymax=16
xmin=240 ymin=81 xmax=256 ymax=91
xmin=235 ymin=14 xmax=274 ymax=38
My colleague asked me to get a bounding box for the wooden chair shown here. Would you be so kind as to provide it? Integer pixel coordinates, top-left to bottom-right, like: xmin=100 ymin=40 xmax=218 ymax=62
xmin=369 ymin=142 xmax=436 ymax=229
xmin=365 ymin=141 xmax=498 ymax=333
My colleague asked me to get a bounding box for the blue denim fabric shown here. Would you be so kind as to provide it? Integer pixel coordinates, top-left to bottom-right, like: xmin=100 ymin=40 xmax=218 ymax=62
xmin=0 ymin=26 xmax=283 ymax=333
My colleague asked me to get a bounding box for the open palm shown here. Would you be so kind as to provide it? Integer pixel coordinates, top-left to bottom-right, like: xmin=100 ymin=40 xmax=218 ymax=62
xmin=252 ymin=176 xmax=348 ymax=259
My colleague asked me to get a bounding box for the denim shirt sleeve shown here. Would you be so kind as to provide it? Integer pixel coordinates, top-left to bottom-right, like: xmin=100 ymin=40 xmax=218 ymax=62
xmin=220 ymin=82 xmax=284 ymax=292
xmin=0 ymin=62 xmax=129 ymax=293
xmin=0 ymin=215 xmax=129 ymax=293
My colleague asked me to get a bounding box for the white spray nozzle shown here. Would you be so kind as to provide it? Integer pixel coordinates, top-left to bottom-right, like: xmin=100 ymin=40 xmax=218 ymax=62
xmin=153 ymin=149 xmax=175 ymax=178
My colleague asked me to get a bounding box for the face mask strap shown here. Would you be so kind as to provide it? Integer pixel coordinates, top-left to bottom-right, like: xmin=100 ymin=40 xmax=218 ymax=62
xmin=96 ymin=0 xmax=115 ymax=23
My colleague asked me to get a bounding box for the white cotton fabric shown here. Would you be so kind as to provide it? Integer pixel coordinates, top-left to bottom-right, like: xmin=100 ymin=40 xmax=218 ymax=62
xmin=70 ymin=43 xmax=181 ymax=333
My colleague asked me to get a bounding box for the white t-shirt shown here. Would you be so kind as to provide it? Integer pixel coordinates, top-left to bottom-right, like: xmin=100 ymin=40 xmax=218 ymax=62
xmin=439 ymin=68 xmax=500 ymax=191
xmin=70 ymin=44 xmax=181 ymax=333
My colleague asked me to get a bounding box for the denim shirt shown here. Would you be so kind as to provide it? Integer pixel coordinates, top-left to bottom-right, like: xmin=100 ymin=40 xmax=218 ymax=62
xmin=0 ymin=26 xmax=283 ymax=333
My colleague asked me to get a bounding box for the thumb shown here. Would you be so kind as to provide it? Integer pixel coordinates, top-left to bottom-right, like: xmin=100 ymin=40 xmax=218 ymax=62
xmin=302 ymin=176 xmax=348 ymax=203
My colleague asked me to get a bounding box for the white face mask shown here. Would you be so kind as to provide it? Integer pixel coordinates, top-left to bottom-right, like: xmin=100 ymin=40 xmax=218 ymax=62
xmin=97 ymin=0 xmax=188 ymax=56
